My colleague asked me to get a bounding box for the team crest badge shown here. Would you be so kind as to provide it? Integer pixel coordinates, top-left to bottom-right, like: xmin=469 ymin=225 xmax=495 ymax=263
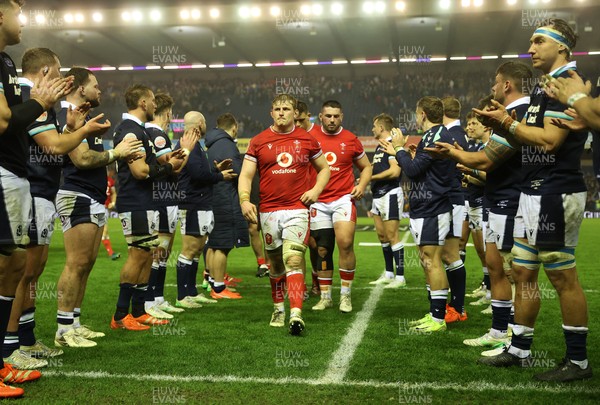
xmin=154 ymin=136 xmax=167 ymax=149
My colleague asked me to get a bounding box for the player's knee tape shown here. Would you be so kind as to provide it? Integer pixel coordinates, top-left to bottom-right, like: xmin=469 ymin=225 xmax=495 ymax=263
xmin=282 ymin=240 xmax=306 ymax=269
xmin=539 ymin=248 xmax=576 ymax=271
xmin=127 ymin=235 xmax=159 ymax=252
xmin=312 ymin=228 xmax=335 ymax=270
xmin=511 ymin=240 xmax=540 ymax=270
xmin=157 ymin=235 xmax=172 ymax=251
xmin=499 ymin=251 xmax=515 ymax=283
xmin=311 ymin=228 xmax=335 ymax=252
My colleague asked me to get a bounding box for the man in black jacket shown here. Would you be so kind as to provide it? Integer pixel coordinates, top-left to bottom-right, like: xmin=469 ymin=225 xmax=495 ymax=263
xmin=205 ymin=114 xmax=249 ymax=296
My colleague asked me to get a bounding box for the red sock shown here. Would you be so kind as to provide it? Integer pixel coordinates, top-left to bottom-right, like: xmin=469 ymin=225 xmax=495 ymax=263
xmin=270 ymin=274 xmax=286 ymax=304
xmin=102 ymin=238 xmax=114 ymax=256
xmin=286 ymin=271 xmax=304 ymax=310
xmin=257 ymin=257 xmax=266 ymax=266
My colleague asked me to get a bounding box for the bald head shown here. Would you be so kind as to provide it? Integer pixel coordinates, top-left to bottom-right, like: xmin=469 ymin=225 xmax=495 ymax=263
xmin=184 ymin=111 xmax=206 ymax=136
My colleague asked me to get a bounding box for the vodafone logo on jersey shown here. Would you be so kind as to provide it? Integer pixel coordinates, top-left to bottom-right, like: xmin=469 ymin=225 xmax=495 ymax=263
xmin=277 ymin=152 xmax=293 ymax=168
xmin=324 ymin=152 xmax=337 ymax=165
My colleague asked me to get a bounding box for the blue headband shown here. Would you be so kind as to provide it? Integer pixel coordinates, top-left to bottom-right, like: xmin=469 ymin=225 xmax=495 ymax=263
xmin=533 ymin=27 xmax=572 ymax=50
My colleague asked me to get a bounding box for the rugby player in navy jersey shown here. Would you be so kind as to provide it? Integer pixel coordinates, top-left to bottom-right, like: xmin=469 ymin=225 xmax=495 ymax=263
xmin=110 ymin=85 xmax=188 ymax=331
xmin=0 ymin=1 xmax=77 ymax=396
xmin=426 ymin=61 xmax=532 ymax=355
xmin=460 ymin=111 xmax=490 ymax=310
xmin=472 ymin=19 xmax=592 ymax=382
xmin=54 ymin=67 xmax=142 ymax=348
xmin=144 ymin=93 xmax=199 ymax=317
xmin=368 ymin=113 xmax=405 ymax=289
xmin=176 ymin=111 xmax=238 ymax=304
xmin=380 ymin=96 xmax=453 ymax=333
xmin=440 ymin=97 xmax=469 ymax=323
xmin=3 ymin=48 xmax=112 ymax=371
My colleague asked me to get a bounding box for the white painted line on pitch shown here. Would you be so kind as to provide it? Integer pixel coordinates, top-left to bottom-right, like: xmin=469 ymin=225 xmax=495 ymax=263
xmin=319 ymin=284 xmax=385 ymax=384
xmin=42 ymin=370 xmax=600 ymax=395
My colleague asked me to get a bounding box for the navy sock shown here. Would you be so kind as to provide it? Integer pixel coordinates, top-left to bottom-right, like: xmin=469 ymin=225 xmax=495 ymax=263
xmin=146 ymin=263 xmax=159 ymax=302
xmin=0 ymin=297 xmax=14 ymax=369
xmin=446 ymin=261 xmax=466 ymax=313
xmin=115 ymin=283 xmax=134 ymax=320
xmin=483 ymin=273 xmax=491 ymax=290
xmin=491 ymin=300 xmax=512 ymax=333
xmin=176 ymin=255 xmax=192 ymax=300
xmin=18 ymin=306 xmax=36 ymax=346
xmin=430 ymin=289 xmax=448 ymax=321
xmin=511 ymin=324 xmax=534 ymax=352
xmin=459 ymin=250 xmax=466 ymax=264
xmin=392 ymin=243 xmax=404 ymax=277
xmin=2 ymin=331 xmax=19 ymax=359
xmin=381 ymin=243 xmax=393 ymax=273
xmin=188 ymin=259 xmax=199 ymax=297
xmin=563 ymin=325 xmax=588 ymax=362
xmin=155 ymin=262 xmax=167 ymax=298
xmin=131 ymin=284 xmax=148 ymax=318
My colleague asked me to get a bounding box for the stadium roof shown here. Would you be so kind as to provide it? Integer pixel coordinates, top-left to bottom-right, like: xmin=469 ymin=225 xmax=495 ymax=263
xmin=13 ymin=0 xmax=600 ymax=71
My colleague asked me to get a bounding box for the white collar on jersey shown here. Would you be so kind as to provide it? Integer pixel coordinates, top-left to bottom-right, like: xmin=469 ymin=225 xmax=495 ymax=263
xmin=320 ymin=125 xmax=343 ymax=135
xmin=122 ymin=112 xmax=144 ymax=126
xmin=445 ymin=119 xmax=461 ymax=130
xmin=505 ymin=96 xmax=531 ymax=110
xmin=60 ymin=100 xmax=77 ymax=110
xmin=269 ymin=125 xmax=296 ymax=135
xmin=18 ymin=77 xmax=33 ymax=88
xmin=145 ymin=122 xmax=165 ymax=132
xmin=548 ymin=61 xmax=577 ymax=77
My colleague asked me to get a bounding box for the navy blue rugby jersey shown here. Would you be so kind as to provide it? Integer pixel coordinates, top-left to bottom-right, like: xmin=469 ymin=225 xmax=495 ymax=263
xmin=395 ymin=124 xmax=452 ymax=218
xmin=520 ymin=62 xmax=587 ymax=195
xmin=466 ymin=140 xmax=485 ymax=207
xmin=177 ymin=139 xmax=223 ymax=211
xmin=0 ymin=52 xmax=25 ymax=177
xmin=446 ymin=121 xmax=468 ymax=205
xmin=58 ymin=101 xmax=107 ymax=204
xmin=21 ymin=79 xmax=62 ymax=201
xmin=484 ymin=99 xmax=529 ymax=213
xmin=114 ymin=114 xmax=158 ymax=212
xmin=371 ymin=140 xmax=401 ymax=198
xmin=145 ymin=124 xmax=179 ymax=207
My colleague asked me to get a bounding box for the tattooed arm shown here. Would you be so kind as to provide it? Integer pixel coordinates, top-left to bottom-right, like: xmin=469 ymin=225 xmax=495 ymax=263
xmin=70 ymin=137 xmax=143 ymax=170
xmin=426 ymin=136 xmax=517 ymax=172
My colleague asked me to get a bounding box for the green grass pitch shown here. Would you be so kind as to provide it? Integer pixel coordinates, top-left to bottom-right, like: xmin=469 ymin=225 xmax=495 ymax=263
xmin=19 ymin=217 xmax=600 ymax=404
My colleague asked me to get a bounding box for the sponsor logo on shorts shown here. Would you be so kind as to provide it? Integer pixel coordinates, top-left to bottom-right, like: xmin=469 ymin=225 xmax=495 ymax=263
xmin=265 ymin=233 xmax=273 ymax=245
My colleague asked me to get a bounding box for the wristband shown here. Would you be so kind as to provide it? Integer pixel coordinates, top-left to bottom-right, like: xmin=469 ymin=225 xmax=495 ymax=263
xmin=108 ymin=149 xmax=115 ymax=162
xmin=509 ymin=120 xmax=519 ymax=135
xmin=501 ymin=116 xmax=514 ymax=132
xmin=472 ymin=169 xmax=479 ymax=177
xmin=182 ymin=148 xmax=191 ymax=157
xmin=394 ymin=146 xmax=403 ymax=153
xmin=239 ymin=191 xmax=250 ymax=204
xmin=567 ymin=92 xmax=588 ymax=107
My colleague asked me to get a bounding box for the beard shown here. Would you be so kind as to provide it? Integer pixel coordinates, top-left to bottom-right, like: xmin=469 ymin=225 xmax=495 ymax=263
xmin=146 ymin=111 xmax=154 ymax=122
xmin=88 ymin=98 xmax=100 ymax=108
